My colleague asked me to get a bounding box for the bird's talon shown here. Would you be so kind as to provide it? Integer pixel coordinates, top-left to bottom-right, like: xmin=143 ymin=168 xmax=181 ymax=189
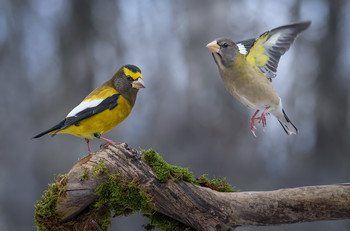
xmin=251 ymin=129 xmax=257 ymax=137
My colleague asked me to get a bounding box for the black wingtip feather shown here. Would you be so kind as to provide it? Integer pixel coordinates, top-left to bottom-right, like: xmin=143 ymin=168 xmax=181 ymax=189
xmin=273 ymin=21 xmax=311 ymax=34
xmin=278 ymin=120 xmax=290 ymax=135
xmin=281 ymin=109 xmax=298 ymax=135
xmin=32 ymin=119 xmax=65 ymax=139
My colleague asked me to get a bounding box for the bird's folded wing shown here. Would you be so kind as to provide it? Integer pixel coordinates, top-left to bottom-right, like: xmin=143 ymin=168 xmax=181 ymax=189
xmin=54 ymin=94 xmax=120 ymax=134
xmin=244 ymin=21 xmax=311 ymax=80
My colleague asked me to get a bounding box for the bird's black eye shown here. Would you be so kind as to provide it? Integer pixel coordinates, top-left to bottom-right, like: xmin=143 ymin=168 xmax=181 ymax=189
xmin=126 ymin=76 xmax=134 ymax=81
xmin=221 ymin=43 xmax=229 ymax=48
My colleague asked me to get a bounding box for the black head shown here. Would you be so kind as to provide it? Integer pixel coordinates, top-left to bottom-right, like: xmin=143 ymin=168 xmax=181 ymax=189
xmin=112 ymin=65 xmax=145 ymax=106
xmin=113 ymin=64 xmax=145 ymax=93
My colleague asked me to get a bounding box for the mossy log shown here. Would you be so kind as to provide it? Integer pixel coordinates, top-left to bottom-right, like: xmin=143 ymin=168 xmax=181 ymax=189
xmin=36 ymin=143 xmax=350 ymax=231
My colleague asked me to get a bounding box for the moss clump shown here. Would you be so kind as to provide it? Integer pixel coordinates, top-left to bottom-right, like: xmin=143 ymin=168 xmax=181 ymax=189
xmin=142 ymin=149 xmax=238 ymax=193
xmin=144 ymin=212 xmax=194 ymax=231
xmin=34 ymin=174 xmax=68 ymax=231
xmin=80 ymin=166 xmax=89 ymax=181
xmin=196 ymin=175 xmax=238 ymax=192
xmin=95 ymin=174 xmax=152 ymax=213
xmin=80 ymin=161 xmax=107 ymax=181
xmin=92 ymin=160 xmax=107 ymax=178
xmin=94 ymin=172 xmax=194 ymax=231
xmin=94 ymin=174 xmax=154 ymax=230
xmin=142 ymin=149 xmax=196 ymax=183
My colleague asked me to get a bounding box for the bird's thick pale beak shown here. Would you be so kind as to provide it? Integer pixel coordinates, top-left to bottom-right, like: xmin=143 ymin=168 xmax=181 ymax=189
xmin=132 ymin=78 xmax=146 ymax=89
xmin=206 ymin=40 xmax=220 ymax=53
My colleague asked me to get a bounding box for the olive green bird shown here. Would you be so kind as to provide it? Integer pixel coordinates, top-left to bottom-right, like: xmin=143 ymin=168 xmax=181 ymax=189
xmin=206 ymin=21 xmax=311 ymax=136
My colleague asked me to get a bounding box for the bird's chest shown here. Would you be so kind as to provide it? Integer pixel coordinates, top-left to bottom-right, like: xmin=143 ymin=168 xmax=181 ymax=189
xmin=87 ymin=97 xmax=132 ymax=132
xmin=220 ymin=65 xmax=279 ymax=110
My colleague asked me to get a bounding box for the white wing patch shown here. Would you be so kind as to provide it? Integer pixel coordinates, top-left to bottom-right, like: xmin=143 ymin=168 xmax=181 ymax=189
xmin=67 ymin=99 xmax=103 ymax=117
xmin=265 ymin=32 xmax=280 ymax=45
xmin=237 ymin=43 xmax=248 ymax=55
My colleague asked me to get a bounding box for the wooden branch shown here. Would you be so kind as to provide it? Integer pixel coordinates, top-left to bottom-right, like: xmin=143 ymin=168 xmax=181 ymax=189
xmin=38 ymin=143 xmax=350 ymax=230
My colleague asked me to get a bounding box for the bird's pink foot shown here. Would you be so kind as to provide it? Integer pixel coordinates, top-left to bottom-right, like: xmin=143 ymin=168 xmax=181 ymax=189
xmin=85 ymin=138 xmax=92 ymax=154
xmin=256 ymin=107 xmax=270 ymax=130
xmin=99 ymin=136 xmax=120 ymax=147
xmin=250 ymin=107 xmax=270 ymax=135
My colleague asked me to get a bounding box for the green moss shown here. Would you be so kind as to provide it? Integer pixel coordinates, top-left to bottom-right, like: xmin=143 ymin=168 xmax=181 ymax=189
xmin=196 ymin=175 xmax=238 ymax=192
xmin=142 ymin=149 xmax=238 ymax=193
xmin=92 ymin=160 xmax=107 ymax=178
xmin=93 ymin=167 xmax=197 ymax=231
xmin=94 ymin=174 xmax=154 ymax=230
xmin=80 ymin=161 xmax=106 ymax=181
xmin=34 ymin=174 xmax=68 ymax=231
xmin=144 ymin=212 xmax=193 ymax=231
xmin=93 ymin=173 xmax=194 ymax=230
xmin=95 ymin=174 xmax=152 ymax=212
xmin=142 ymin=149 xmax=196 ymax=183
xmin=80 ymin=166 xmax=89 ymax=181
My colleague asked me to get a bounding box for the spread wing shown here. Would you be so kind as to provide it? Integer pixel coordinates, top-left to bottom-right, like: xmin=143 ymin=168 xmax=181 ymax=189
xmin=53 ymin=94 xmax=120 ymax=134
xmin=244 ymin=21 xmax=311 ymax=80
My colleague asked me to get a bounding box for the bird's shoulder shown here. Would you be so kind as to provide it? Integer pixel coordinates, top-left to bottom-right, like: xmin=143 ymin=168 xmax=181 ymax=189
xmin=84 ymin=80 xmax=119 ymax=101
xmin=244 ymin=32 xmax=270 ymax=73
xmin=66 ymin=81 xmax=120 ymax=118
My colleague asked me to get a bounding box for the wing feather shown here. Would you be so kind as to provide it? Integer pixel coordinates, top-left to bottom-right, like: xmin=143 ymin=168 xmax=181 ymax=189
xmin=53 ymin=94 xmax=120 ymax=134
xmin=244 ymin=21 xmax=311 ymax=80
xmin=236 ymin=38 xmax=256 ymax=55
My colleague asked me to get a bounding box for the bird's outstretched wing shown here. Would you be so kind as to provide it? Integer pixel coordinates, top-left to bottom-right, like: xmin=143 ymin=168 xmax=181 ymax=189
xmin=243 ymin=21 xmax=311 ymax=80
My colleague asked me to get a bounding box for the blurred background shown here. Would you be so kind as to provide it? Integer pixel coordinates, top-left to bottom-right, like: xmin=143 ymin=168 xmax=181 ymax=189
xmin=1 ymin=0 xmax=349 ymax=230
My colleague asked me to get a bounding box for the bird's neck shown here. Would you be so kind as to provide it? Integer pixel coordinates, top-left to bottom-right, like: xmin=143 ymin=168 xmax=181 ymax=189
xmin=120 ymin=89 xmax=138 ymax=107
xmin=220 ymin=54 xmax=249 ymax=79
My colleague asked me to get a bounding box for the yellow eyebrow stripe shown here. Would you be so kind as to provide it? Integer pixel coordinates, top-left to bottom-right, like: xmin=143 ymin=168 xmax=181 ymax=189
xmin=123 ymin=67 xmax=143 ymax=80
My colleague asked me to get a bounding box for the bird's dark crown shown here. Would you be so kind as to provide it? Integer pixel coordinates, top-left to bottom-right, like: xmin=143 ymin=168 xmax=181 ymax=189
xmin=124 ymin=64 xmax=141 ymax=73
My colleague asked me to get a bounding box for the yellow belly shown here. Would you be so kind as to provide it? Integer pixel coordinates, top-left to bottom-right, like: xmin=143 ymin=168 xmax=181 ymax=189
xmin=58 ymin=96 xmax=132 ymax=139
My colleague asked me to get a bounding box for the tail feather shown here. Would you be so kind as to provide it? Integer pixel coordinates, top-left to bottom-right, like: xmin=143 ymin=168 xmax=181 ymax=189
xmin=32 ymin=119 xmax=65 ymax=139
xmin=278 ymin=109 xmax=298 ymax=135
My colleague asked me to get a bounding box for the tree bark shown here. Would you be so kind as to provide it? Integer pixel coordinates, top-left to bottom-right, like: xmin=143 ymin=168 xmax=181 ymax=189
xmin=54 ymin=143 xmax=350 ymax=230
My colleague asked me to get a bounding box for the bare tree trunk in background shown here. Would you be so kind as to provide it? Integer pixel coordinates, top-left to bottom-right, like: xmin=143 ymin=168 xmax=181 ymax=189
xmin=36 ymin=144 xmax=350 ymax=231
xmin=57 ymin=0 xmax=95 ymax=103
xmin=314 ymin=0 xmax=349 ymax=160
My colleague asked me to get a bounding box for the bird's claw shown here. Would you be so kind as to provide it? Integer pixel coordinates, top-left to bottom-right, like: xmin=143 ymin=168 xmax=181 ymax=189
xmin=250 ymin=108 xmax=270 ymax=135
xmin=251 ymin=128 xmax=257 ymax=137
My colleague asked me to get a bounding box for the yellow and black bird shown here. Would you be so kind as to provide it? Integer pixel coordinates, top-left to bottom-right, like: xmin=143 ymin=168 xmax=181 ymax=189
xmin=206 ymin=21 xmax=311 ymax=136
xmin=33 ymin=64 xmax=145 ymax=152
